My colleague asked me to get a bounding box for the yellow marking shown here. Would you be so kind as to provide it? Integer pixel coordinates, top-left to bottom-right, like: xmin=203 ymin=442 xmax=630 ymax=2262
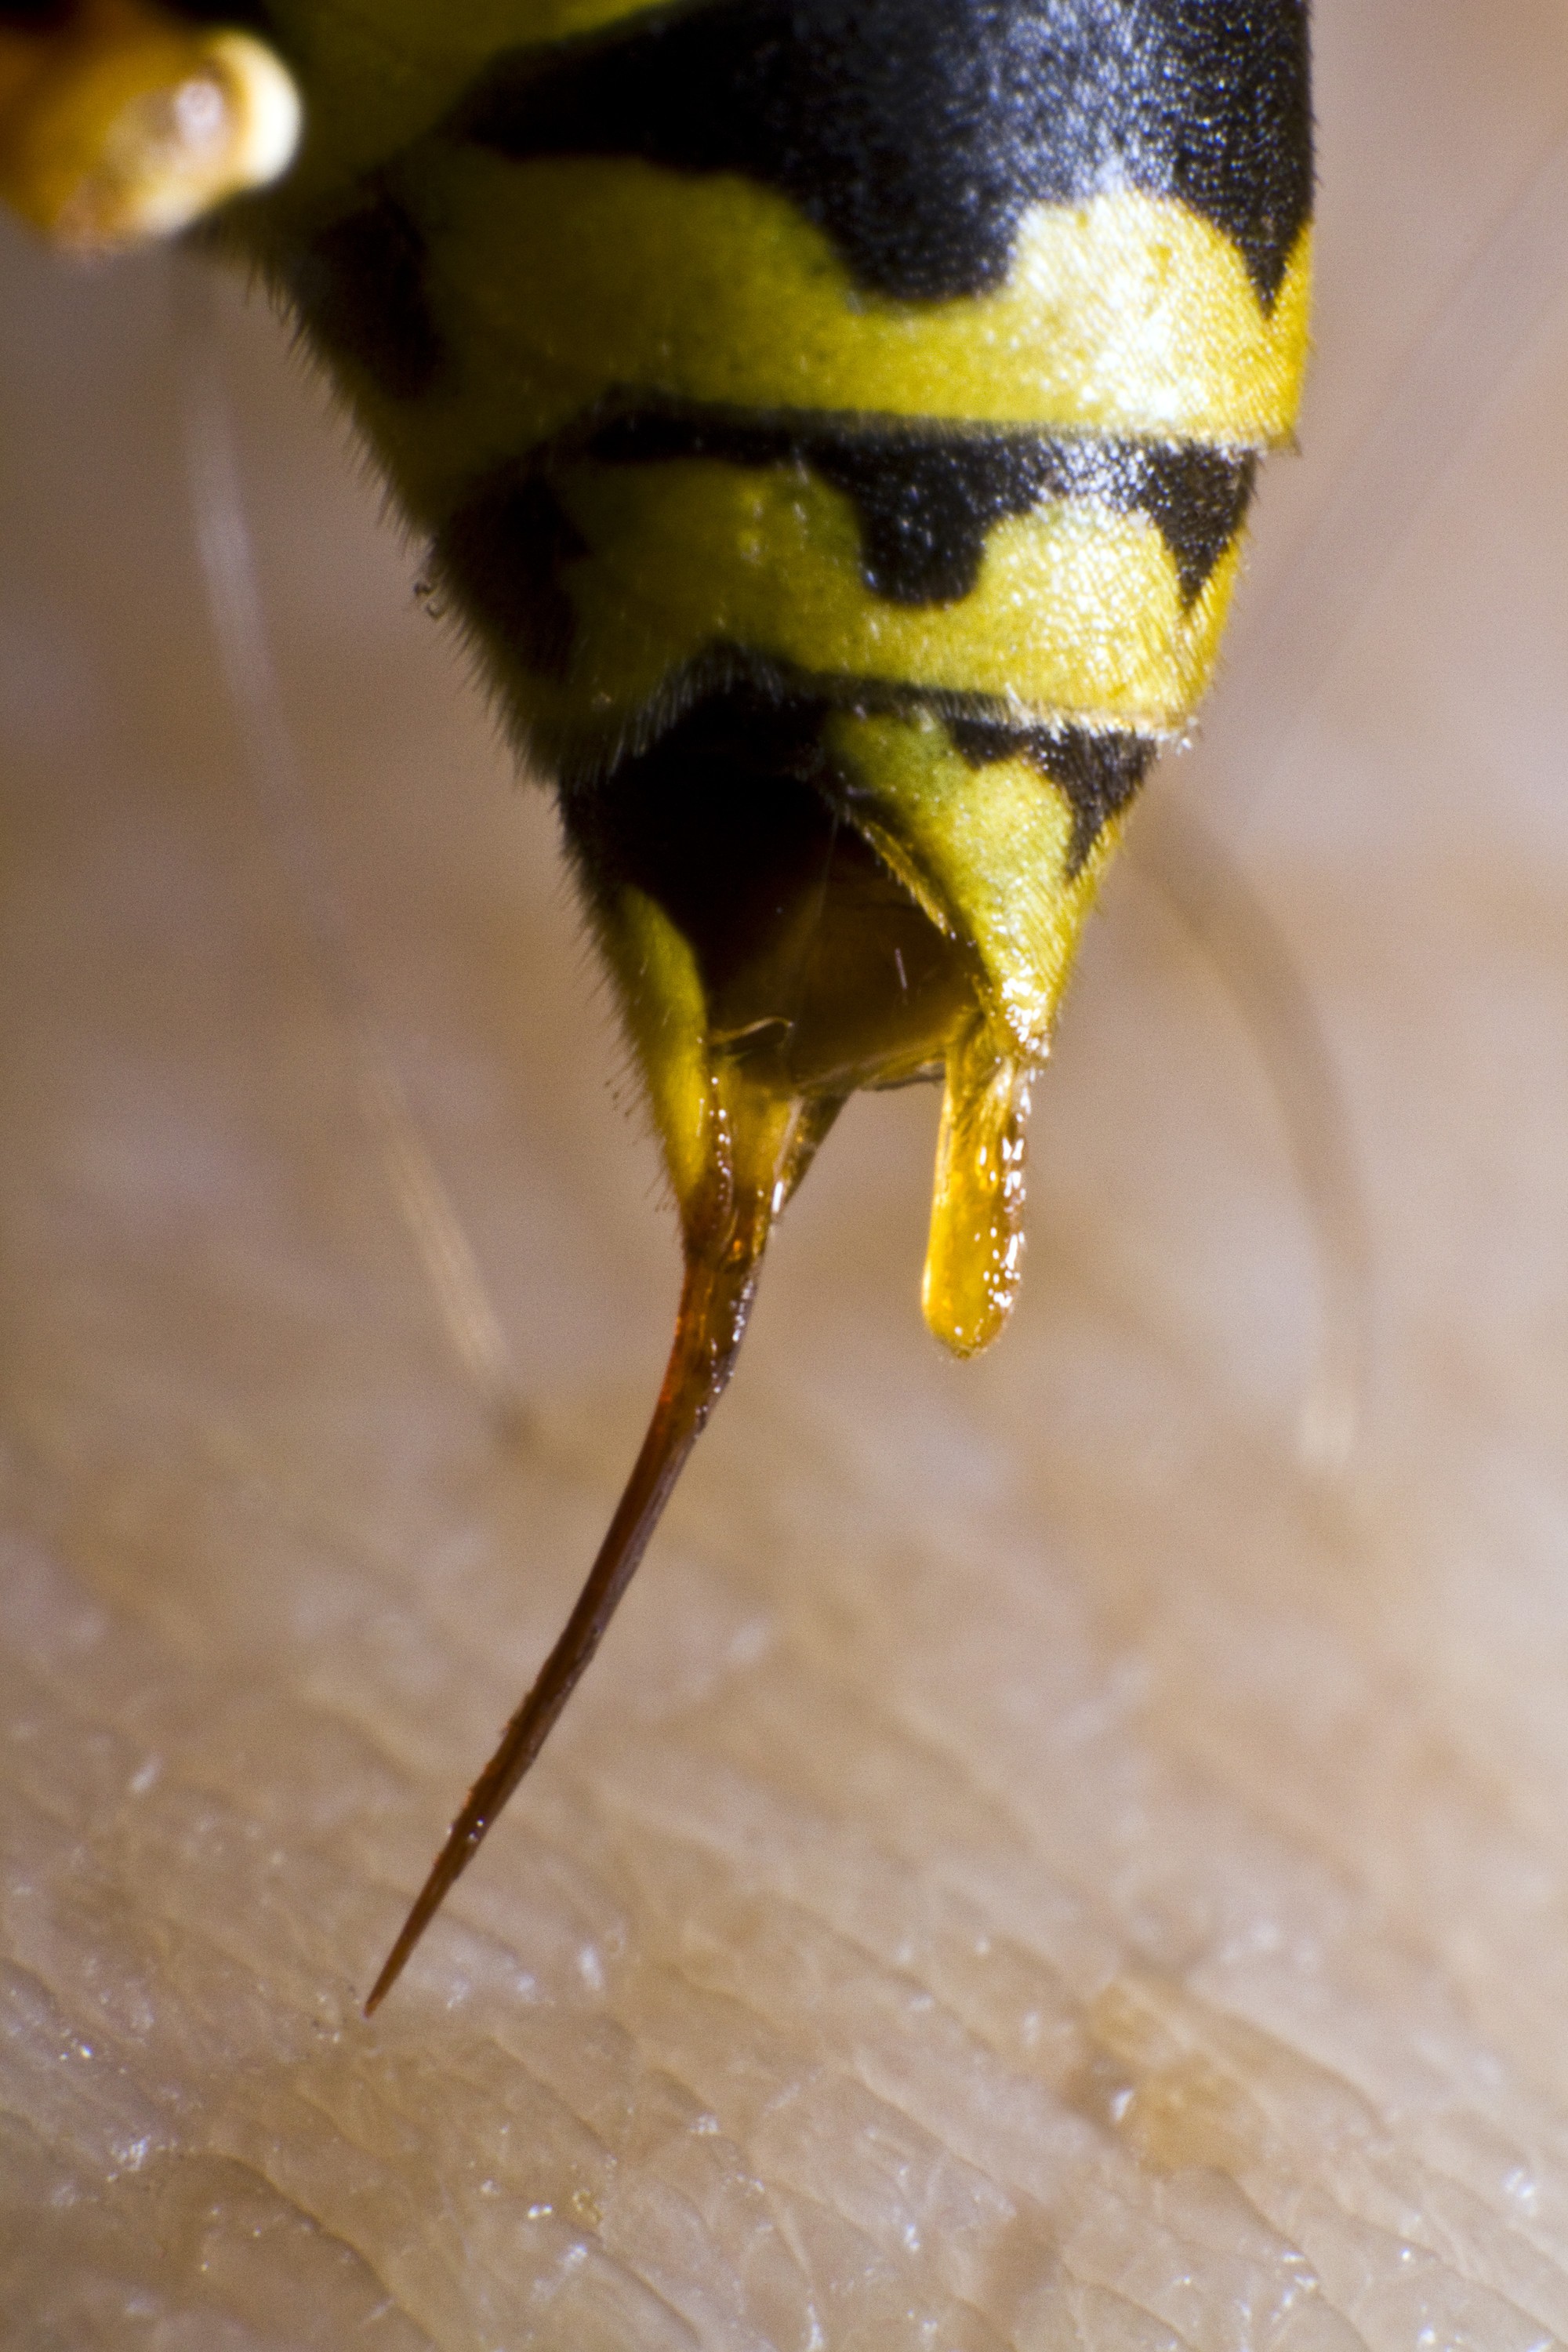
xmin=827 ymin=707 xmax=1120 ymax=1058
xmin=0 ymin=0 xmax=298 ymax=252
xmin=597 ymin=884 xmax=823 ymax=1248
xmin=362 ymin=160 xmax=1310 ymax=516
xmin=514 ymin=0 xmax=675 ymax=37
xmin=495 ymin=459 xmax=1242 ymax=756
xmin=595 ymin=884 xmax=713 ymax=1213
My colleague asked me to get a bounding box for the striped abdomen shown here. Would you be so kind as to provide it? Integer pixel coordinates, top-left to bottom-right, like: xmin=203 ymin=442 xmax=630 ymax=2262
xmin=255 ymin=0 xmax=1312 ymax=1352
xmin=0 ymin=0 xmax=1315 ymax=2000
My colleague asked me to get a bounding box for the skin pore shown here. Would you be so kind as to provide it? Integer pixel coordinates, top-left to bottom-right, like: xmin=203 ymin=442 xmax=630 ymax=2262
xmin=5 ymin=5 xmax=1568 ymax=2343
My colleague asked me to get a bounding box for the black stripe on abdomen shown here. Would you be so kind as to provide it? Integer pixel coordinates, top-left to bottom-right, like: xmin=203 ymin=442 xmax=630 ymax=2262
xmin=947 ymin=714 xmax=1156 ymax=873
xmin=434 ymin=416 xmax=1254 ymax=681
xmin=560 ymin=684 xmax=1159 ymax=1098
xmin=450 ymin=0 xmax=1312 ymax=307
xmin=283 ymin=186 xmax=444 ymax=400
xmin=581 ymin=409 xmax=1257 ymax=608
xmin=564 ymin=683 xmax=1157 ymax=902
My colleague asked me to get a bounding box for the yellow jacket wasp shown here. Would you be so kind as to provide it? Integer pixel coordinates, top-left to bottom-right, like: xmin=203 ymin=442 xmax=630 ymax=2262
xmin=0 ymin=0 xmax=1313 ymax=2011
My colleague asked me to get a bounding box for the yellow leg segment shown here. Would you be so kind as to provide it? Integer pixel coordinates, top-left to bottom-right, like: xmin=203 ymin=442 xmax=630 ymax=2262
xmin=0 ymin=0 xmax=298 ymax=252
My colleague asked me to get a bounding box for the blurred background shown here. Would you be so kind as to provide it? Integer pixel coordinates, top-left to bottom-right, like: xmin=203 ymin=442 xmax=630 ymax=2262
xmin=6 ymin=4 xmax=1568 ymax=2345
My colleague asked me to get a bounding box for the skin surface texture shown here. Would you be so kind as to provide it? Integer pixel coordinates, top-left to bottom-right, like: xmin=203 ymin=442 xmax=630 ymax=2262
xmin=5 ymin=3 xmax=1568 ymax=2345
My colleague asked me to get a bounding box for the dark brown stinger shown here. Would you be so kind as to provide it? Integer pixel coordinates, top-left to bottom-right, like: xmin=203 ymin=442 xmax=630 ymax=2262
xmin=365 ymin=688 xmax=985 ymax=2013
xmin=365 ymin=1179 xmax=765 ymax=2015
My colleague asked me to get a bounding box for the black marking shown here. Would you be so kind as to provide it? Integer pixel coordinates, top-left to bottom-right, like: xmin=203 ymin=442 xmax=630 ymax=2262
xmin=568 ymin=691 xmax=846 ymax=990
xmin=585 ymin=409 xmax=1258 ymax=607
xmin=426 ymin=441 xmax=1171 ymax=844
xmin=437 ymin=472 xmax=587 ymax=678
xmin=285 ymin=189 xmax=442 ymax=401
xmin=0 ymin=3 xmax=71 ymax=25
xmin=162 ymin=0 xmax=276 ymax=27
xmin=948 ymin=716 xmax=1157 ymax=873
xmin=452 ymin=0 xmax=1312 ymax=307
xmin=564 ymin=686 xmax=977 ymax=1093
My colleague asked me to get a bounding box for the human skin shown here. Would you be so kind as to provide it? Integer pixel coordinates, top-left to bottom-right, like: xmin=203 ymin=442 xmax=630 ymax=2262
xmin=5 ymin=3 xmax=1568 ymax=2345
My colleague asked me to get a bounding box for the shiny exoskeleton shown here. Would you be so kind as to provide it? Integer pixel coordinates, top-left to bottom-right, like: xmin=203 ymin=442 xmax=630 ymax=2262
xmin=0 ymin=0 xmax=1314 ymax=2005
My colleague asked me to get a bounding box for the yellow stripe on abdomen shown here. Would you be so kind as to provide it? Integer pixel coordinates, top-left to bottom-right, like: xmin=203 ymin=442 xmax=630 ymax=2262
xmin=470 ymin=457 xmax=1247 ymax=764
xmin=358 ymin=161 xmax=1309 ymax=520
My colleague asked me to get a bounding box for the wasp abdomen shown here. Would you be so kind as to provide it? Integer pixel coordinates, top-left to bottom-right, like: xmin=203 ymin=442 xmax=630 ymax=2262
xmin=64 ymin=0 xmax=1310 ymax=1994
xmin=0 ymin=0 xmax=1316 ymax=2005
xmin=455 ymin=0 xmax=1311 ymax=311
xmin=289 ymin=0 xmax=1310 ymax=1350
